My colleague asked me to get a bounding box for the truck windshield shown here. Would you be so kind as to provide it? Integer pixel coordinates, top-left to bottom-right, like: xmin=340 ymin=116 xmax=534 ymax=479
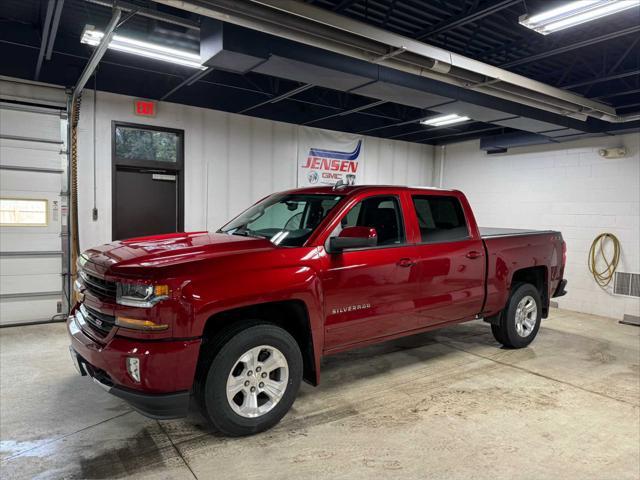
xmin=219 ymin=194 xmax=343 ymax=247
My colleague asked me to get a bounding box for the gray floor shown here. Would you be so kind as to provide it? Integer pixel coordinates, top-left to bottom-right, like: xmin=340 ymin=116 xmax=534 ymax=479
xmin=1 ymin=309 xmax=638 ymax=479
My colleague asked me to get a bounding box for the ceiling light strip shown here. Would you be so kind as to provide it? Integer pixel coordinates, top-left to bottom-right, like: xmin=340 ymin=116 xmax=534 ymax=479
xmin=520 ymin=1 xmax=640 ymax=35
xmin=420 ymin=114 xmax=471 ymax=127
xmin=81 ymin=26 xmax=206 ymax=69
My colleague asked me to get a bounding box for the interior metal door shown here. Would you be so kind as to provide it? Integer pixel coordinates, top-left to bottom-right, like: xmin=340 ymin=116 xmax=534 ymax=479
xmin=111 ymin=122 xmax=184 ymax=241
xmin=113 ymin=168 xmax=179 ymax=240
xmin=0 ymin=90 xmax=68 ymax=326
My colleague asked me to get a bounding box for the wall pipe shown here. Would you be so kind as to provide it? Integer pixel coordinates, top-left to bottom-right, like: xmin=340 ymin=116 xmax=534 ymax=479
xmin=69 ymin=7 xmax=121 ymax=291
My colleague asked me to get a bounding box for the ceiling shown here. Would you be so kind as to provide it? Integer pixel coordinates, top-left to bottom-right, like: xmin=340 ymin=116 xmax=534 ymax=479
xmin=0 ymin=0 xmax=638 ymax=146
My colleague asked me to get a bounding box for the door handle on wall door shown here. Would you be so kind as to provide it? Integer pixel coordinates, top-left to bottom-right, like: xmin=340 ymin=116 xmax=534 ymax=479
xmin=465 ymin=251 xmax=482 ymax=259
xmin=397 ymin=258 xmax=416 ymax=267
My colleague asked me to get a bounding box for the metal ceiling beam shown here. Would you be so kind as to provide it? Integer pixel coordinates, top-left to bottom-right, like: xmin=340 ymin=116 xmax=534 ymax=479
xmin=416 ymin=125 xmax=504 ymax=143
xmin=606 ymin=36 xmax=640 ymax=77
xmin=563 ymin=69 xmax=640 ymax=89
xmin=34 ymin=0 xmax=55 ymax=80
xmin=501 ymin=25 xmax=640 ymax=68
xmin=618 ymin=101 xmax=640 ymax=110
xmin=386 ymin=118 xmax=501 ymax=140
xmin=595 ymin=88 xmax=640 ymax=100
xmin=333 ymin=0 xmax=359 ymax=13
xmin=161 ymin=67 xmax=214 ymax=100
xmin=413 ymin=0 xmax=521 ymax=41
xmin=237 ymin=83 xmax=314 ymax=114
xmin=45 ymin=0 xmax=65 ymax=61
xmin=72 ymin=8 xmax=122 ymax=103
xmin=84 ymin=0 xmax=199 ymax=30
xmin=304 ymin=99 xmax=386 ymax=125
xmin=356 ymin=113 xmax=432 ymax=135
xmin=583 ymin=36 xmax=640 ymax=97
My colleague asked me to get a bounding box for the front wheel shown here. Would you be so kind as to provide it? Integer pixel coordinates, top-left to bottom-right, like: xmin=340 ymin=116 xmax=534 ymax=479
xmin=491 ymin=283 xmax=542 ymax=348
xmin=198 ymin=323 xmax=302 ymax=436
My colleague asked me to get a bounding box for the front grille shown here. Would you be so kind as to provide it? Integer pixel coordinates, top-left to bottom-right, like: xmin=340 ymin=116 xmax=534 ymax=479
xmin=81 ymin=304 xmax=116 ymax=336
xmin=80 ymin=270 xmax=116 ymax=300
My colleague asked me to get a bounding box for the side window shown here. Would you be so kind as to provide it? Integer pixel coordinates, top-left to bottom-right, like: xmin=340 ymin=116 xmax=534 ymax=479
xmin=334 ymin=196 xmax=405 ymax=246
xmin=412 ymin=196 xmax=469 ymax=243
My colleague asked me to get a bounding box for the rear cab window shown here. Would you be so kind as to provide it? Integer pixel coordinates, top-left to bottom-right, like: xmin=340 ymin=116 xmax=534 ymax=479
xmin=412 ymin=195 xmax=469 ymax=244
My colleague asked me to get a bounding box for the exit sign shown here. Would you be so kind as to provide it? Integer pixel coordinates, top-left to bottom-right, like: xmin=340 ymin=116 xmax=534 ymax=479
xmin=134 ymin=99 xmax=156 ymax=117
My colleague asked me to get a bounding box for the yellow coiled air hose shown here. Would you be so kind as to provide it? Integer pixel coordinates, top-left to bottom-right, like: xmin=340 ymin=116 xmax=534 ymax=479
xmin=588 ymin=233 xmax=621 ymax=288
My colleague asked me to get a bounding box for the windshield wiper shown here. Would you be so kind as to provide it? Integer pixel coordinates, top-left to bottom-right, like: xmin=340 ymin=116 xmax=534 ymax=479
xmin=229 ymin=228 xmax=269 ymax=239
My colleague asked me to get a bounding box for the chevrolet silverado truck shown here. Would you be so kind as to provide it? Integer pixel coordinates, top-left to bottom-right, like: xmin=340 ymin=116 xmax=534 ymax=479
xmin=68 ymin=185 xmax=567 ymax=436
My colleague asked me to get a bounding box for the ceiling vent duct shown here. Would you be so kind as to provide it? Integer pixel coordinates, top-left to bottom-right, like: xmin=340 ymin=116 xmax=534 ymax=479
xmin=480 ymin=131 xmax=555 ymax=152
xmin=194 ymin=19 xmax=588 ymax=137
xmin=154 ymin=0 xmax=639 ymax=125
xmin=200 ymin=20 xmax=265 ymax=73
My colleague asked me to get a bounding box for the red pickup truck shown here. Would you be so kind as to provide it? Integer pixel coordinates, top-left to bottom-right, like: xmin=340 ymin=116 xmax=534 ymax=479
xmin=68 ymin=185 xmax=566 ymax=436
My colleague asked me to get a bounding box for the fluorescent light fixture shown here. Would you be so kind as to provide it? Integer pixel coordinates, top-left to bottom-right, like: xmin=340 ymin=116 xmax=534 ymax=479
xmin=420 ymin=114 xmax=471 ymax=127
xmin=519 ymin=1 xmax=640 ymax=35
xmin=81 ymin=26 xmax=206 ymax=69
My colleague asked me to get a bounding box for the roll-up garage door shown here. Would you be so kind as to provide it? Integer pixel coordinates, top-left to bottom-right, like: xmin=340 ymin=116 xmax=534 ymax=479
xmin=0 ymin=78 xmax=69 ymax=326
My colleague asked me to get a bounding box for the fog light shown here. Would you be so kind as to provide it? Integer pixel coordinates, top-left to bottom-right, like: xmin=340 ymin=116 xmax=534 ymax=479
xmin=126 ymin=357 xmax=141 ymax=383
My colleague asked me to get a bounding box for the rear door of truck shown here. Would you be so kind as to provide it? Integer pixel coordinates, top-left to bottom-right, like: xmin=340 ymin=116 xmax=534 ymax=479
xmin=406 ymin=191 xmax=486 ymax=327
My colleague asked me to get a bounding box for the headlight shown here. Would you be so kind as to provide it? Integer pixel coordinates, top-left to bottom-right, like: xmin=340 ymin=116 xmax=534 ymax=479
xmin=116 ymin=282 xmax=170 ymax=308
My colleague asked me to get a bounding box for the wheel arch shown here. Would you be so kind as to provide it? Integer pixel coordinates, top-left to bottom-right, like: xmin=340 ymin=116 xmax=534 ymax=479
xmin=510 ymin=266 xmax=549 ymax=317
xmin=199 ymin=300 xmax=319 ymax=386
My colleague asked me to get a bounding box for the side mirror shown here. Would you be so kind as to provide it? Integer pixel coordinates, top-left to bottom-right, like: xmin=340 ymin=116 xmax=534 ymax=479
xmin=329 ymin=226 xmax=377 ymax=252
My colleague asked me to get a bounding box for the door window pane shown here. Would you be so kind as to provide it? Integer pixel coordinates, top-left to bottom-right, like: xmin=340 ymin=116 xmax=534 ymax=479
xmin=115 ymin=126 xmax=178 ymax=163
xmin=412 ymin=196 xmax=469 ymax=243
xmin=0 ymin=198 xmax=48 ymax=226
xmin=334 ymin=196 xmax=405 ymax=246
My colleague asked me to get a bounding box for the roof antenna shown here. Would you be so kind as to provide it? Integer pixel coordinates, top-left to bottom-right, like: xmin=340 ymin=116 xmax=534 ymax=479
xmin=333 ymin=179 xmax=347 ymax=191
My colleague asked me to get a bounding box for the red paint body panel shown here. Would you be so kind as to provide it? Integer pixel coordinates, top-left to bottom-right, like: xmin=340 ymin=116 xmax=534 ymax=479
xmin=482 ymin=233 xmax=564 ymax=316
xmin=68 ymin=186 xmax=565 ymax=405
xmin=67 ymin=314 xmax=200 ymax=393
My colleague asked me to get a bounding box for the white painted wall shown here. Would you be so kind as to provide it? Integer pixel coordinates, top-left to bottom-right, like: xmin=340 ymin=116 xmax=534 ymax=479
xmin=77 ymin=90 xmax=434 ymax=251
xmin=440 ymin=133 xmax=640 ymax=320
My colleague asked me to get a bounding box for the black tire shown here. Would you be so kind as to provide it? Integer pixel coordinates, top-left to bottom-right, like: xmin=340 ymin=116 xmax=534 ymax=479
xmin=196 ymin=322 xmax=302 ymax=436
xmin=491 ymin=283 xmax=542 ymax=349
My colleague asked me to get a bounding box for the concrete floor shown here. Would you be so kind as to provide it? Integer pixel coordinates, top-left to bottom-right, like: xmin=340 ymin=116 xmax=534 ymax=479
xmin=1 ymin=309 xmax=638 ymax=479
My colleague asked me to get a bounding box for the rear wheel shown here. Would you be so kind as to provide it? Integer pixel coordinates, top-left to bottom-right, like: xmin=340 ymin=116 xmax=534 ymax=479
xmin=491 ymin=283 xmax=542 ymax=348
xmin=197 ymin=323 xmax=302 ymax=436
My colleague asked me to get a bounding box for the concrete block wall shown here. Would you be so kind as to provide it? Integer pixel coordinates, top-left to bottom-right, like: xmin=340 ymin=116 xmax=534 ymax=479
xmin=439 ymin=133 xmax=640 ymax=320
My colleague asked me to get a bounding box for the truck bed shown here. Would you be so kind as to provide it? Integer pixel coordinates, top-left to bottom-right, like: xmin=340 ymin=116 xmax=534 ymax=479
xmin=479 ymin=227 xmax=558 ymax=238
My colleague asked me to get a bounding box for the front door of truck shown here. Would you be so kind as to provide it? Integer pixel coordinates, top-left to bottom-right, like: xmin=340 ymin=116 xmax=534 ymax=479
xmin=410 ymin=194 xmax=485 ymax=326
xmin=321 ymin=195 xmax=420 ymax=352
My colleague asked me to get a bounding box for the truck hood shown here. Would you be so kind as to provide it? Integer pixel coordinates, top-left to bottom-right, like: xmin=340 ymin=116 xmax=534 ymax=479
xmin=81 ymin=231 xmax=275 ymax=276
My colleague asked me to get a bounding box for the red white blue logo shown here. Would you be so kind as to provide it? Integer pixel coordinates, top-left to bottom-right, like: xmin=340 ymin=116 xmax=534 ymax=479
xmin=301 ymin=140 xmax=362 ymax=186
